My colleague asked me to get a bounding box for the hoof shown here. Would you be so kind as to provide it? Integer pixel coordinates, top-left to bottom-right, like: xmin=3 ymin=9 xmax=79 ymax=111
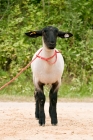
xmin=52 ymin=123 xmax=57 ymax=126
xmin=39 ymin=123 xmax=45 ymax=126
xmin=39 ymin=118 xmax=45 ymax=126
xmin=51 ymin=118 xmax=58 ymax=126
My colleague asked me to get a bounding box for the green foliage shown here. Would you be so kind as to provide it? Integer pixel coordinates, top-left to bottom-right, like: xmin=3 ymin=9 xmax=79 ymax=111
xmin=59 ymin=79 xmax=93 ymax=98
xmin=0 ymin=0 xmax=93 ymax=98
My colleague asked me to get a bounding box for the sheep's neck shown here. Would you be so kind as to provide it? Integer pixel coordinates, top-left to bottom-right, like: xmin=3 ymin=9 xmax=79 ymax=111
xmin=43 ymin=48 xmax=55 ymax=58
xmin=42 ymin=39 xmax=55 ymax=57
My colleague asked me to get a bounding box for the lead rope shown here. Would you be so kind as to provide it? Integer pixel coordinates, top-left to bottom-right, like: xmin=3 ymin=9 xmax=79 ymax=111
xmin=0 ymin=49 xmax=60 ymax=90
xmin=0 ymin=56 xmax=37 ymax=90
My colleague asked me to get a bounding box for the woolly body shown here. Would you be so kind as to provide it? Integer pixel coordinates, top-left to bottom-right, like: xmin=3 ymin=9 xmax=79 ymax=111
xmin=31 ymin=47 xmax=64 ymax=90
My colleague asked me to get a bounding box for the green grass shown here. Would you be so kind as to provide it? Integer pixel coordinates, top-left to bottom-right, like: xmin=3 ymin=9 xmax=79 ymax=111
xmin=0 ymin=73 xmax=93 ymax=102
xmin=59 ymin=78 xmax=93 ymax=99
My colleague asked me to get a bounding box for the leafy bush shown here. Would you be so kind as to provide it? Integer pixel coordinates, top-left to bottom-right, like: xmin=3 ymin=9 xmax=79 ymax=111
xmin=0 ymin=0 xmax=93 ymax=97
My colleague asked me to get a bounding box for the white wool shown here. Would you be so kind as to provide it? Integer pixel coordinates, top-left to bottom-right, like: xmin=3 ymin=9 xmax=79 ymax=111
xmin=31 ymin=43 xmax=64 ymax=90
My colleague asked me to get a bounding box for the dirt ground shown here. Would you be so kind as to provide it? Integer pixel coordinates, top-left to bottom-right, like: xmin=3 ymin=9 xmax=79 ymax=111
xmin=0 ymin=102 xmax=93 ymax=140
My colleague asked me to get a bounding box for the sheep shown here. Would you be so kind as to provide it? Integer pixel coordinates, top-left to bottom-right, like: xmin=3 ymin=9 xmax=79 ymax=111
xmin=25 ymin=26 xmax=73 ymax=126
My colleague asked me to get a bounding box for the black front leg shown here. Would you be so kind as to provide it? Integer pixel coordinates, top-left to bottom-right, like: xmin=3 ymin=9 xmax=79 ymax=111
xmin=49 ymin=81 xmax=58 ymax=125
xmin=49 ymin=92 xmax=57 ymax=125
xmin=34 ymin=82 xmax=46 ymax=126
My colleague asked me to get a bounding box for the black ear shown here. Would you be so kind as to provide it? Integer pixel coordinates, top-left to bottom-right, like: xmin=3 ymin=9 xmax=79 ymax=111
xmin=25 ymin=30 xmax=42 ymax=37
xmin=58 ymin=31 xmax=73 ymax=38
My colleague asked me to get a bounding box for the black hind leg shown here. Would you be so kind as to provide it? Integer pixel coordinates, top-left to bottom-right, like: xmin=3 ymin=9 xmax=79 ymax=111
xmin=34 ymin=90 xmax=39 ymax=119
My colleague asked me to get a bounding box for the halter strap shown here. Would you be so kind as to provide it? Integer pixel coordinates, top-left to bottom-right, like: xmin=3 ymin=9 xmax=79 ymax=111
xmin=36 ymin=49 xmax=60 ymax=64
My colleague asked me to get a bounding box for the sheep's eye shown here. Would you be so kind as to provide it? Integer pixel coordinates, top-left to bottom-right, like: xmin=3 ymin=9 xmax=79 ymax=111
xmin=54 ymin=29 xmax=58 ymax=35
xmin=55 ymin=29 xmax=58 ymax=32
xmin=42 ymin=29 xmax=48 ymax=36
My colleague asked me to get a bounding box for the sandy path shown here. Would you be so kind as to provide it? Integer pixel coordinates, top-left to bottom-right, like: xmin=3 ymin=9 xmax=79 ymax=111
xmin=0 ymin=102 xmax=93 ymax=140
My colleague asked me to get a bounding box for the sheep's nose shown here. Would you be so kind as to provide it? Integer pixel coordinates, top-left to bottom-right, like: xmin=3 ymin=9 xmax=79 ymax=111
xmin=50 ymin=42 xmax=55 ymax=45
xmin=50 ymin=41 xmax=55 ymax=44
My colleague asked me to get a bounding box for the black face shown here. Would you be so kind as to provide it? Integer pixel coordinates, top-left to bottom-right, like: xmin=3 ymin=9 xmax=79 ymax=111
xmin=25 ymin=26 xmax=73 ymax=49
xmin=42 ymin=26 xmax=59 ymax=49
